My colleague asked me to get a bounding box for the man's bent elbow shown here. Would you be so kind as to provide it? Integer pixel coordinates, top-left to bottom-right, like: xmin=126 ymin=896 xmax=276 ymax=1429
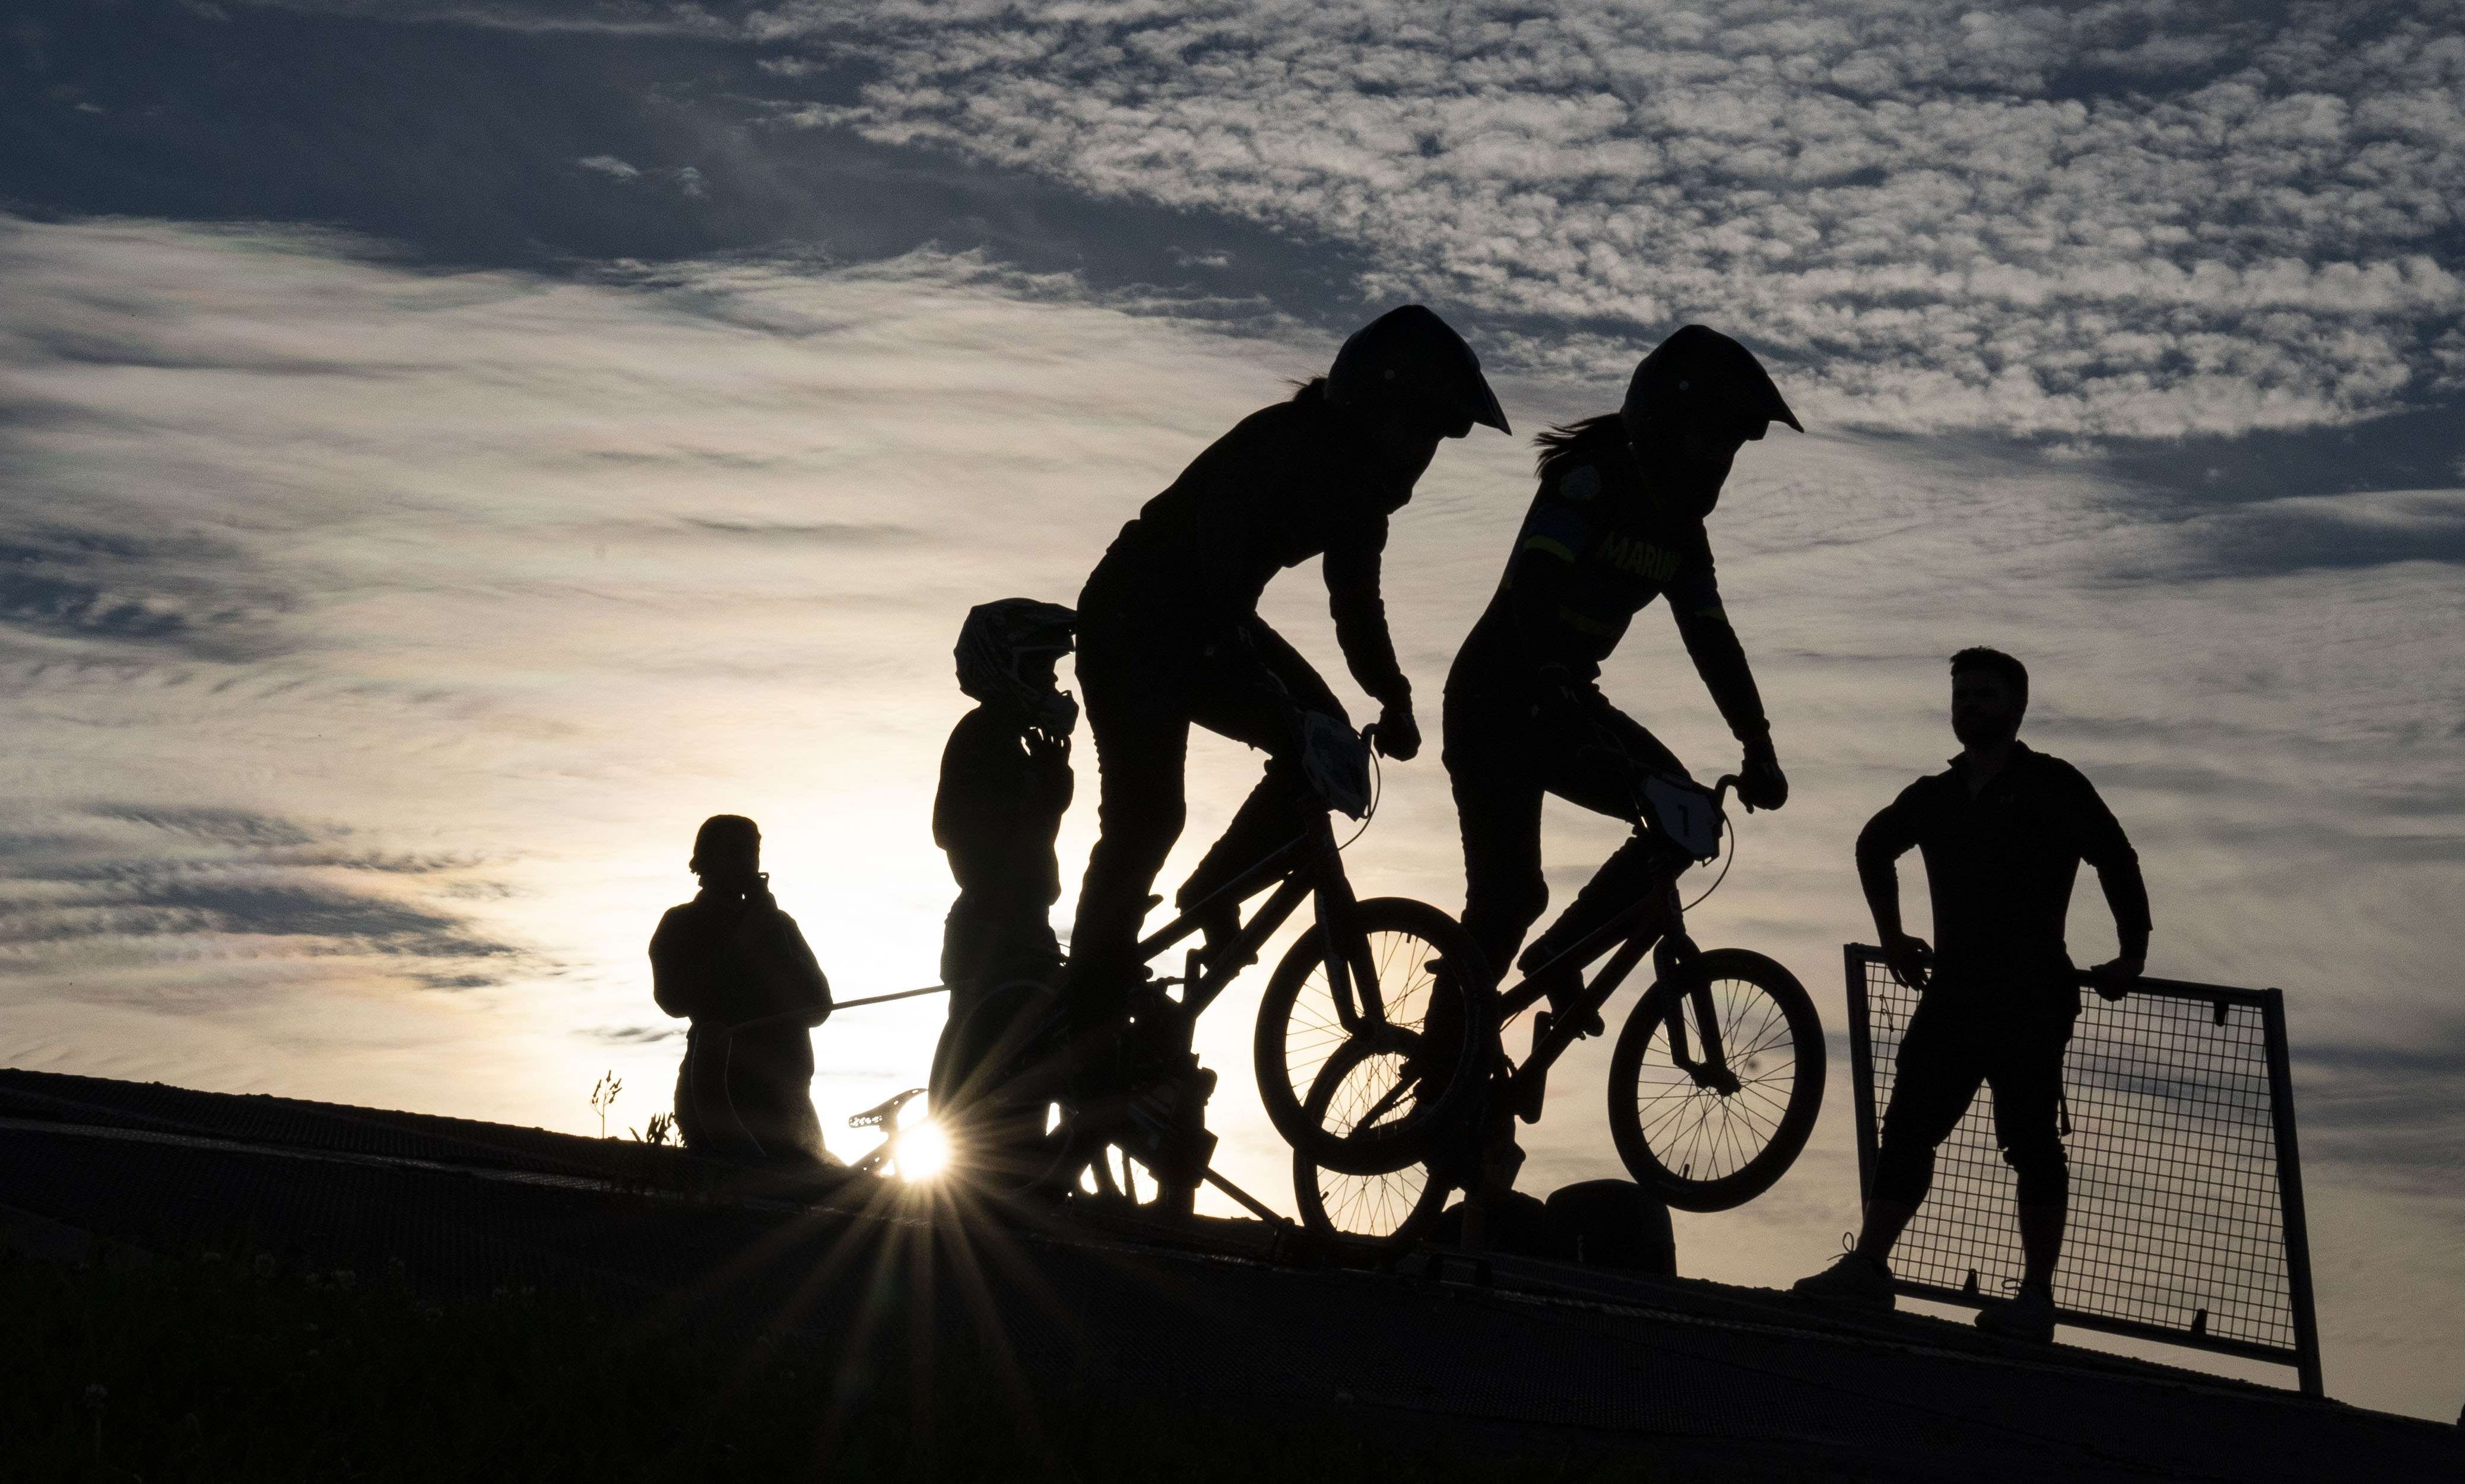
xmin=1853 ymin=822 xmax=1900 ymax=875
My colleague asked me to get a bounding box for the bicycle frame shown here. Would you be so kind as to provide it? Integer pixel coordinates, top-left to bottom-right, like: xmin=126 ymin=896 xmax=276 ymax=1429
xmin=1492 ymin=776 xmax=1742 ymax=1101
xmin=1128 ymin=808 xmax=1391 ymax=1036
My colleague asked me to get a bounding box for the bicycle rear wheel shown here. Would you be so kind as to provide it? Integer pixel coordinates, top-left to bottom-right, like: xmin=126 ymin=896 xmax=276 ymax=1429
xmin=1252 ymin=897 xmax=1489 ymax=1176
xmin=1606 ymin=948 xmax=1825 ymax=1213
xmin=1290 ymin=1040 xmax=1454 ymax=1245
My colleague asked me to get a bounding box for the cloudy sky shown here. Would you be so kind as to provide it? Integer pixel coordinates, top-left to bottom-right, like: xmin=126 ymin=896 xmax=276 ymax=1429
xmin=5 ymin=0 xmax=2460 ymax=1418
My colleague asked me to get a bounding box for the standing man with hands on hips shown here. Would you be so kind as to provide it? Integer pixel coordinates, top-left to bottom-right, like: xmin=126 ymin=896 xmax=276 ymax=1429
xmin=1794 ymin=647 xmax=2151 ymax=1343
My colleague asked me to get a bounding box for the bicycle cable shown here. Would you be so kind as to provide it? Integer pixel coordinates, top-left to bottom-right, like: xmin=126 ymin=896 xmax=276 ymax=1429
xmin=1679 ymin=799 xmax=1738 ymax=913
xmin=1335 ymin=739 xmax=1381 ymax=853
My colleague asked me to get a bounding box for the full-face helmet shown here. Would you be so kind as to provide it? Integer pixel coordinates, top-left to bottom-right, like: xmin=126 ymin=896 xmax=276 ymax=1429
xmin=1326 ymin=304 xmax=1512 ymax=438
xmin=1619 ymin=325 xmax=1801 ymax=447
xmin=955 ymin=598 xmax=1078 ymax=738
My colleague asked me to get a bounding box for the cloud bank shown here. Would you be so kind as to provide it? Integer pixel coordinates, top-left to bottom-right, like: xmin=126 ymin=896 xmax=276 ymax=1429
xmin=745 ymin=0 xmax=2465 ymax=440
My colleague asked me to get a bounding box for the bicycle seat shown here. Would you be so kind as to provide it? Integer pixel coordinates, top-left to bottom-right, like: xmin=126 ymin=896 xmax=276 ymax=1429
xmin=849 ymin=1086 xmax=926 ymax=1130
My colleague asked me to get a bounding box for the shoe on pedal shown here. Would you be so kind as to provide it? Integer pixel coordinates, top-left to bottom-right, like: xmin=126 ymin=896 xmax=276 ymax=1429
xmin=1790 ymin=1243 xmax=1896 ymax=1308
xmin=1556 ymin=997 xmax=1606 ymax=1038
xmin=1189 ymin=901 xmax=1256 ymax=974
xmin=1517 ymin=944 xmax=1603 ymax=1038
xmin=1974 ymin=1280 xmax=2056 ymax=1342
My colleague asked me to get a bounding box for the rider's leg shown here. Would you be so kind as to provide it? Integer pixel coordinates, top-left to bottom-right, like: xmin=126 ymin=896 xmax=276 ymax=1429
xmin=1518 ymin=832 xmax=1691 ymax=978
xmin=931 ymin=905 xmax=1061 ymax=1111
xmin=1175 ymin=757 xmax=1319 ymax=964
xmin=1444 ymin=688 xmax=1551 ymax=983
xmin=1532 ymin=700 xmax=1685 ymax=905
xmin=1067 ymin=637 xmax=1194 ymax=1022
xmin=1174 ymin=621 xmax=1348 ymax=962
xmin=1514 ymin=709 xmax=1692 ymax=1028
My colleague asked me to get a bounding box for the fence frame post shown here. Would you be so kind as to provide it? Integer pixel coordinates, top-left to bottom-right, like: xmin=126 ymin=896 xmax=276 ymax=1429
xmin=1843 ymin=945 xmax=1881 ymax=1205
xmin=2262 ymin=987 xmax=2326 ymax=1399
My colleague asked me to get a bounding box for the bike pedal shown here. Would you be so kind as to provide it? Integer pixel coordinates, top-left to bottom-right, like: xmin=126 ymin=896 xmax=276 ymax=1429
xmin=1511 ymin=1064 xmax=1549 ymax=1124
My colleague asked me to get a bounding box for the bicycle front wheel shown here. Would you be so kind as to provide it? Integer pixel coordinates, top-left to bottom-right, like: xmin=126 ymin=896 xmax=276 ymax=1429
xmin=1606 ymin=948 xmax=1825 ymax=1212
xmin=1253 ymin=897 xmax=1489 ymax=1177
xmin=1291 ymin=1040 xmax=1454 ymax=1245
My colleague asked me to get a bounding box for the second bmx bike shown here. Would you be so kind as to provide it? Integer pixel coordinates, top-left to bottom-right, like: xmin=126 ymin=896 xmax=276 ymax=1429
xmin=1280 ymin=773 xmax=1828 ymax=1245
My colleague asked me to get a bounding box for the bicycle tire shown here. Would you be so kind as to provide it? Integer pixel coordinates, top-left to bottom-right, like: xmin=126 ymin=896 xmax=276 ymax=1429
xmin=1290 ymin=1040 xmax=1454 ymax=1245
xmin=1253 ymin=896 xmax=1490 ymax=1177
xmin=1605 ymin=948 xmax=1825 ymax=1213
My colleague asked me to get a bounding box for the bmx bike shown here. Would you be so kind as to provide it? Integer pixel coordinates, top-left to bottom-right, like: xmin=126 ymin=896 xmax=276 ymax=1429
xmin=938 ymin=718 xmax=1489 ymax=1216
xmin=1284 ymin=773 xmax=1827 ymax=1246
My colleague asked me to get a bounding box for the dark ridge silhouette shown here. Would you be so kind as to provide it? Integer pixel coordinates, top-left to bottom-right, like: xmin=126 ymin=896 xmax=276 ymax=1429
xmin=8 ymin=1066 xmax=2456 ymax=1479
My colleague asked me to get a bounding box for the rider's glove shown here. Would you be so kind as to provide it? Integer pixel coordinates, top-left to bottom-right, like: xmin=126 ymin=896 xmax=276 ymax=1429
xmin=1737 ymin=732 xmax=1788 ymax=812
xmin=1374 ymin=699 xmax=1421 ymax=761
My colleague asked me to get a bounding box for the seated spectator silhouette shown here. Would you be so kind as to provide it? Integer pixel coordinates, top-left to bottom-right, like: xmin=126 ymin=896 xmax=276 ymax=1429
xmin=929 ymin=598 xmax=1076 ymax=1108
xmin=1793 ymin=649 xmax=2150 ymax=1342
xmin=649 ymin=815 xmax=835 ymax=1163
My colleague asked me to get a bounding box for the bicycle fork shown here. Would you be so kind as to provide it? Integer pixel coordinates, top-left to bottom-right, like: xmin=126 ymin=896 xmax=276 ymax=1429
xmin=1662 ymin=972 xmax=1741 ymax=1097
xmin=1314 ymin=852 xmax=1396 ymax=1047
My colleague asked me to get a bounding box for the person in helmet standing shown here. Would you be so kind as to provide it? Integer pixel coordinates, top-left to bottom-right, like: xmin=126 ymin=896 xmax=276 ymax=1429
xmin=1066 ymin=305 xmax=1512 ymax=1019
xmin=929 ymin=598 xmax=1077 ymax=1104
xmin=1444 ymin=326 xmax=1797 ymax=1054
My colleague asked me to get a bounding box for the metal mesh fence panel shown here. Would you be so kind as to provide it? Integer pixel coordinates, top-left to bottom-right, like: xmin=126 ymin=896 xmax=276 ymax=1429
xmin=1844 ymin=947 xmax=2320 ymax=1391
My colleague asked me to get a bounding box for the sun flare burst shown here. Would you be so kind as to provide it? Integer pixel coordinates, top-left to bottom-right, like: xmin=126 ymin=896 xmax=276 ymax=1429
xmin=895 ymin=1118 xmax=952 ymax=1183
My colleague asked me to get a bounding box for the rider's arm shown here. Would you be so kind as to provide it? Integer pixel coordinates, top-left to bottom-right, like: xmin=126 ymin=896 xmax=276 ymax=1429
xmin=1668 ymin=586 xmax=1770 ymax=745
xmin=2063 ymin=765 xmax=2152 ymax=965
xmin=1324 ymin=529 xmax=1411 ymax=708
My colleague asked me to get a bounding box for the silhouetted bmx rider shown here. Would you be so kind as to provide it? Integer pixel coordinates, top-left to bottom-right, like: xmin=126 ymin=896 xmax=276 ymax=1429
xmin=649 ymin=815 xmax=835 ymax=1162
xmin=1445 ymin=326 xmax=1797 ymax=1055
xmin=930 ymin=598 xmax=1076 ymax=1108
xmin=1793 ymin=647 xmax=2150 ymax=1342
xmin=1065 ymin=305 xmax=1512 ymax=1026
